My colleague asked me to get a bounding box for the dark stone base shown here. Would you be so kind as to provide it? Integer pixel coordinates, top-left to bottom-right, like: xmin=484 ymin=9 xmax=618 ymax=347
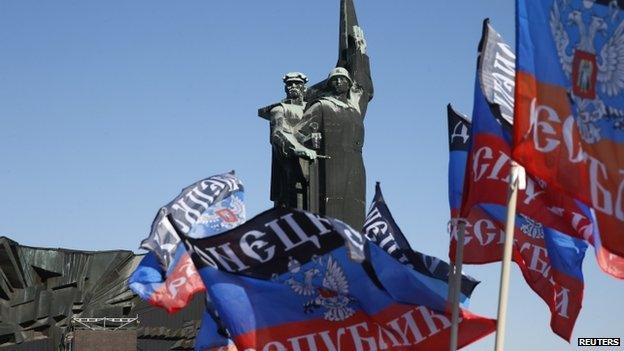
xmin=73 ymin=330 xmax=136 ymax=351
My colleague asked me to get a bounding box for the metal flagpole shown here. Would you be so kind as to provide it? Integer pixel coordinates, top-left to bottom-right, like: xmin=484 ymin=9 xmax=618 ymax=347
xmin=494 ymin=161 xmax=525 ymax=351
xmin=449 ymin=220 xmax=466 ymax=351
xmin=446 ymin=242 xmax=458 ymax=350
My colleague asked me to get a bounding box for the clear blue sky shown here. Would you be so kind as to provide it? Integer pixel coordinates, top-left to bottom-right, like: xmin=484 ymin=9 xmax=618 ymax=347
xmin=0 ymin=1 xmax=620 ymax=350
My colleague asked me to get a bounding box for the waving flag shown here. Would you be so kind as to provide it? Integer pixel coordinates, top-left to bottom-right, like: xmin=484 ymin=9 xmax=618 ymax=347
xmin=180 ymin=207 xmax=496 ymax=351
xmin=450 ymin=84 xmax=624 ymax=279
xmin=454 ymin=20 xmax=590 ymax=341
xmin=130 ymin=172 xmax=244 ymax=312
xmin=450 ymin=102 xmax=587 ymax=341
xmin=129 ymin=173 xmax=245 ymax=350
xmin=129 ymin=248 xmax=204 ymax=313
xmin=514 ymin=0 xmax=624 ymax=258
xmin=364 ymin=182 xmax=480 ymax=304
xmin=448 ymin=106 xmax=471 ymax=219
xmin=448 ymin=105 xmax=502 ymax=264
xmin=139 ymin=172 xmax=243 ymax=263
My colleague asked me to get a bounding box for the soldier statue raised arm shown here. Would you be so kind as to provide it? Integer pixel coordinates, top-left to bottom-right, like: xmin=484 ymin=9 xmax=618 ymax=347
xmin=295 ymin=0 xmax=373 ymax=229
xmin=259 ymin=0 xmax=372 ymax=230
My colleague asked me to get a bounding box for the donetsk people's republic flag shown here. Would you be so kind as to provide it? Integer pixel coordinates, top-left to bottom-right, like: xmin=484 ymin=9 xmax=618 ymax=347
xmin=179 ymin=208 xmax=496 ymax=351
xmin=514 ymin=0 xmax=624 ymax=258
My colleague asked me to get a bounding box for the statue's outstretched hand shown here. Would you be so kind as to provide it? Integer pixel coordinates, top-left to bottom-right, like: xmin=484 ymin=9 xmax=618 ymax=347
xmin=293 ymin=146 xmax=317 ymax=160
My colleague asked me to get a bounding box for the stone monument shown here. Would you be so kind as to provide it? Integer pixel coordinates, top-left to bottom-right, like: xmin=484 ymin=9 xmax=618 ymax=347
xmin=259 ymin=0 xmax=373 ymax=230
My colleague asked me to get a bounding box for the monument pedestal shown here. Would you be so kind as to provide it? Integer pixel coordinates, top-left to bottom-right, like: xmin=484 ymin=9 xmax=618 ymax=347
xmin=72 ymin=330 xmax=137 ymax=351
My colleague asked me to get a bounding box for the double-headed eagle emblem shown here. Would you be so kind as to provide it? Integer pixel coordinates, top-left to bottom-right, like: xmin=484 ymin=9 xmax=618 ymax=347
xmin=276 ymin=255 xmax=356 ymax=322
xmin=550 ymin=0 xmax=624 ymax=142
xmin=194 ymin=194 xmax=245 ymax=233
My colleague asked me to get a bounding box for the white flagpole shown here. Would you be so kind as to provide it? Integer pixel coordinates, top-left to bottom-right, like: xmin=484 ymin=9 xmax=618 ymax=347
xmin=449 ymin=220 xmax=466 ymax=351
xmin=494 ymin=161 xmax=526 ymax=351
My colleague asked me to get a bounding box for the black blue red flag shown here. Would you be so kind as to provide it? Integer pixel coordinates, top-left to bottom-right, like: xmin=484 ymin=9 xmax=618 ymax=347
xmin=514 ymin=0 xmax=624 ymax=259
xmin=453 ymin=20 xmax=592 ymax=341
xmin=363 ymin=182 xmax=479 ymax=304
xmin=179 ymin=207 xmax=496 ymax=350
xmin=129 ymin=172 xmax=245 ymax=350
xmin=130 ymin=172 xmax=244 ymax=312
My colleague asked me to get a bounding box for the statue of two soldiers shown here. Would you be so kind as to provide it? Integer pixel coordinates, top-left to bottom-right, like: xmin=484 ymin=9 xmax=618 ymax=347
xmin=258 ymin=0 xmax=373 ymax=230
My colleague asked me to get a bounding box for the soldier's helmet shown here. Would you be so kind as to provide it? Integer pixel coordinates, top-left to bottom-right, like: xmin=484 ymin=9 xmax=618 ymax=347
xmin=326 ymin=67 xmax=352 ymax=84
xmin=283 ymin=72 xmax=308 ymax=84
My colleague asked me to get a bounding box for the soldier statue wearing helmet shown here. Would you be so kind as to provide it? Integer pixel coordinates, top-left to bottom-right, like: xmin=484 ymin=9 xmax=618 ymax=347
xmin=295 ymin=62 xmax=373 ymax=229
xmin=258 ymin=0 xmax=373 ymax=229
